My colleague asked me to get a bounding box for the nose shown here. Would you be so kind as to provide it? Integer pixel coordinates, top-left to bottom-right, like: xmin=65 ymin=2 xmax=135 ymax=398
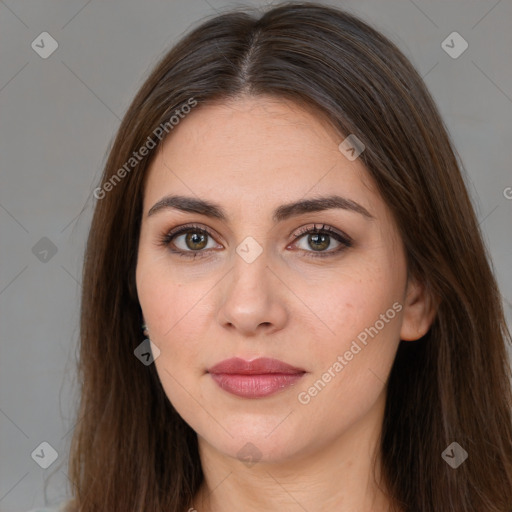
xmin=216 ymin=246 xmax=288 ymax=337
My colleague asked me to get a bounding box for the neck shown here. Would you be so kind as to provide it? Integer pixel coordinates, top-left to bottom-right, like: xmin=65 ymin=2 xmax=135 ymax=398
xmin=193 ymin=389 xmax=393 ymax=512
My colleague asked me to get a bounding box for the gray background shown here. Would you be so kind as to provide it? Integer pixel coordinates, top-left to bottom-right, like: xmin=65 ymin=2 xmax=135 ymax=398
xmin=1 ymin=0 xmax=511 ymax=510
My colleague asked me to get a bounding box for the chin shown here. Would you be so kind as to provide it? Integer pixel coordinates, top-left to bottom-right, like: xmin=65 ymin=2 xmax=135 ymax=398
xmin=194 ymin=412 xmax=317 ymax=465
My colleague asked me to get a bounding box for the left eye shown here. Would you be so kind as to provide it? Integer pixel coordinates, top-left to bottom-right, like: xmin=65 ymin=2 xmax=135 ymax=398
xmin=294 ymin=231 xmax=340 ymax=252
xmin=290 ymin=224 xmax=353 ymax=257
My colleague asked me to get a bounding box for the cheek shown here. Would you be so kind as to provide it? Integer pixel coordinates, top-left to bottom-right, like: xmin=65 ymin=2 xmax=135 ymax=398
xmin=138 ymin=272 xmax=208 ymax=415
xmin=139 ymin=279 xmax=206 ymax=358
xmin=136 ymin=256 xmax=216 ymax=399
xmin=137 ymin=247 xmax=200 ymax=336
xmin=294 ymin=259 xmax=403 ymax=354
xmin=291 ymin=249 xmax=404 ymax=408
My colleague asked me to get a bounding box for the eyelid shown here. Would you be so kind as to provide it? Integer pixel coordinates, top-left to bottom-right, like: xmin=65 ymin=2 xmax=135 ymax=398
xmin=163 ymin=223 xmax=216 ymax=241
xmin=292 ymin=223 xmax=353 ymax=245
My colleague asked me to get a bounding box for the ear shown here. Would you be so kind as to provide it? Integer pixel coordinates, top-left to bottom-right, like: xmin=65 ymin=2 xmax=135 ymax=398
xmin=140 ymin=316 xmax=149 ymax=337
xmin=400 ymin=276 xmax=437 ymax=341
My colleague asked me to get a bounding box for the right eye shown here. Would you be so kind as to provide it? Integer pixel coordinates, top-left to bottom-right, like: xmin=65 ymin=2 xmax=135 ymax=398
xmin=157 ymin=224 xmax=222 ymax=259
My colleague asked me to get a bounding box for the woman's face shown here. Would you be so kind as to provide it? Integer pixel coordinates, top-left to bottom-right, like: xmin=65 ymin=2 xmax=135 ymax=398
xmin=136 ymin=95 xmax=430 ymax=464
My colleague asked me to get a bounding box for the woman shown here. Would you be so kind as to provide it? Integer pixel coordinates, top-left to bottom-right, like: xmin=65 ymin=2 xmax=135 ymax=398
xmin=62 ymin=2 xmax=512 ymax=511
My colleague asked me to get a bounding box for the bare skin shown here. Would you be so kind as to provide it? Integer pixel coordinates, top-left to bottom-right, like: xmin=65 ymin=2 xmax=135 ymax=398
xmin=136 ymin=95 xmax=436 ymax=512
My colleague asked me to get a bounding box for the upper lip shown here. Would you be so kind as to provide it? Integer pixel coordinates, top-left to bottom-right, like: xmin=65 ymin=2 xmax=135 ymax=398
xmin=208 ymin=357 xmax=305 ymax=375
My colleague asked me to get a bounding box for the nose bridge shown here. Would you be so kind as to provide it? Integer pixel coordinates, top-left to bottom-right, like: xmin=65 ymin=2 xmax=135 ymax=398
xmin=231 ymin=235 xmax=272 ymax=299
xmin=216 ymin=235 xmax=287 ymax=334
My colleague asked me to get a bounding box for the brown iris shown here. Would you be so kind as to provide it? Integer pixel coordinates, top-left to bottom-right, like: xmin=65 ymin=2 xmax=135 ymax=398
xmin=185 ymin=231 xmax=208 ymax=250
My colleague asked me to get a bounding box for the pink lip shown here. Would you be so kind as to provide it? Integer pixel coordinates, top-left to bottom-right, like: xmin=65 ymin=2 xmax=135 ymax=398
xmin=207 ymin=357 xmax=306 ymax=398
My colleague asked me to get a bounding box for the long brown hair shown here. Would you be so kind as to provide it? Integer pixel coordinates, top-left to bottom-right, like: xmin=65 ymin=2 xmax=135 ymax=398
xmin=67 ymin=3 xmax=512 ymax=511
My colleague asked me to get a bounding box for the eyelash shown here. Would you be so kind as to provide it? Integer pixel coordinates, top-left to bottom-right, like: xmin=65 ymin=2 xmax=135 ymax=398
xmin=156 ymin=223 xmax=353 ymax=260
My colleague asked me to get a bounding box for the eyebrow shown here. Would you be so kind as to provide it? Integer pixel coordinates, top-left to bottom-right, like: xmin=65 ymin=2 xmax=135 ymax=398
xmin=147 ymin=194 xmax=374 ymax=222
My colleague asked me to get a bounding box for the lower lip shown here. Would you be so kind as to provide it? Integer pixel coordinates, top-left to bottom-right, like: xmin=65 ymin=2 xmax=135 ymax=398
xmin=209 ymin=373 xmax=305 ymax=398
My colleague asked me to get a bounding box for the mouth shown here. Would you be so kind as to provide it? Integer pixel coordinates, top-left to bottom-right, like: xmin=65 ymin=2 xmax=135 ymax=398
xmin=207 ymin=357 xmax=306 ymax=398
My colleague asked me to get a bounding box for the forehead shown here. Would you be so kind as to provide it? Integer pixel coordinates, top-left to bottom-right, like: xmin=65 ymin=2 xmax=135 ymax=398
xmin=142 ymin=95 xmax=379 ymax=220
xmin=160 ymin=95 xmax=345 ymax=165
